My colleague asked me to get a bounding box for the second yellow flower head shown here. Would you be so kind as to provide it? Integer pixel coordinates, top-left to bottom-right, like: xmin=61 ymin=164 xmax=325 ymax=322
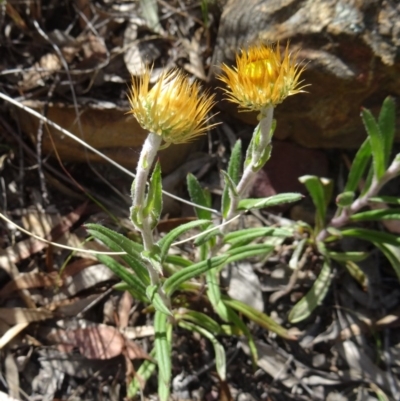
xmin=218 ymin=42 xmax=306 ymax=114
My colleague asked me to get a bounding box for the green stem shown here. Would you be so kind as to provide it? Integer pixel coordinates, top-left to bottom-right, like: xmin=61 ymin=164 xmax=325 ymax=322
xmin=223 ymin=106 xmax=274 ymax=229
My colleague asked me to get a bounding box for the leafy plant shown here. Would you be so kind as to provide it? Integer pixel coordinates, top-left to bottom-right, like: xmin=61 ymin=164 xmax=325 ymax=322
xmin=86 ymin=39 xmax=400 ymax=400
xmin=85 ymin=43 xmax=306 ymax=400
xmin=288 ymin=96 xmax=400 ymax=323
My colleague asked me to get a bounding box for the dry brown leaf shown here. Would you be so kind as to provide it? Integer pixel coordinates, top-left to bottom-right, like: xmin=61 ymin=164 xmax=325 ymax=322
xmin=0 ymin=258 xmax=35 ymax=308
xmin=19 ymin=53 xmax=62 ymax=90
xmin=22 ymin=210 xmax=57 ymax=238
xmin=47 ymin=324 xmax=149 ymax=360
xmin=0 ymin=271 xmax=60 ymax=298
xmin=339 ymin=320 xmax=370 ymax=341
xmin=5 ymin=2 xmax=28 ymax=31
xmin=340 ymin=312 xmax=400 ymax=340
xmin=117 ymin=291 xmax=133 ymax=330
xmin=17 ymin=100 xmax=196 ymax=172
xmin=61 ymin=258 xmax=98 ymax=277
xmin=0 ymin=202 xmax=88 ymax=269
xmin=123 ymin=325 xmax=154 ymax=339
xmin=62 ymin=263 xmax=116 ymax=296
xmin=0 ymin=307 xmax=53 ymax=326
xmin=219 ymin=381 xmax=233 ymax=401
xmin=4 ymin=352 xmax=19 ymax=399
xmin=376 ymin=312 xmax=400 ymax=327
xmin=0 ymin=322 xmax=29 ymax=349
xmin=48 ymin=294 xmax=100 ymax=315
xmin=241 ymin=341 xmax=297 ymax=388
xmin=335 ymin=340 xmax=392 ymax=392
xmin=79 ymin=34 xmax=107 ymax=69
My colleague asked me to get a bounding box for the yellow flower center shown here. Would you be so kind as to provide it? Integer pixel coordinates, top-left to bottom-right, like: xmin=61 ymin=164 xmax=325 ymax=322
xmin=244 ymin=59 xmax=279 ymax=86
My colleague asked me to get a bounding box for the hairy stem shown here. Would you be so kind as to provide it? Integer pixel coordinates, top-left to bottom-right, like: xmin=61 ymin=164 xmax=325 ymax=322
xmin=222 ymin=106 xmax=274 ymax=230
xmin=131 ymin=132 xmax=163 ymax=284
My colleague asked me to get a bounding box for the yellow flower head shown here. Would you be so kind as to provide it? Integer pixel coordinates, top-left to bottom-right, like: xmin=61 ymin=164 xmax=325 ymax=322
xmin=128 ymin=67 xmax=217 ymax=145
xmin=218 ymin=42 xmax=306 ymax=113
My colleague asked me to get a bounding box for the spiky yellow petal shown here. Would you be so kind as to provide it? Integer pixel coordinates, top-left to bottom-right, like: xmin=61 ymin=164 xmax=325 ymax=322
xmin=128 ymin=67 xmax=217 ymax=145
xmin=218 ymin=42 xmax=307 ymax=112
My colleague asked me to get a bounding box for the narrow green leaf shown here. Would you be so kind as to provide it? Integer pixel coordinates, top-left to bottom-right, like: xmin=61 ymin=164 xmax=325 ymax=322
xmin=344 ymin=138 xmax=371 ymax=192
xmin=221 ymin=140 xmax=242 ymax=217
xmin=128 ymin=348 xmax=156 ymax=397
xmin=238 ymin=193 xmax=303 ymax=211
xmin=341 ymin=228 xmax=400 ymax=246
xmin=288 ymin=260 xmax=332 ymax=324
xmin=343 ymin=260 xmax=368 ymax=289
xmin=299 ymin=175 xmax=328 ymax=230
xmin=176 ymin=309 xmax=222 ymax=335
xmin=222 ymin=296 xmax=295 ymax=339
xmin=200 ymin=0 xmax=210 ymax=26
xmin=378 ymin=96 xmax=396 ymax=167
xmin=178 ymin=321 xmax=226 ymax=380
xmin=204 ymin=271 xmax=259 ymax=365
xmin=224 ymin=306 xmax=258 ymax=366
xmin=187 ymin=173 xmax=211 ymax=220
xmin=328 ymin=251 xmax=368 ymax=262
xmin=194 ymin=227 xmax=222 ymax=247
xmin=143 ymin=161 xmax=163 ymax=229
xmin=86 ymin=224 xmax=149 ymax=285
xmin=244 ymin=123 xmax=259 ymax=168
xmin=164 ymin=255 xmax=193 ymax=268
xmin=113 ymin=282 xmax=151 ymax=301
xmin=369 ymin=196 xmax=400 ymax=205
xmin=361 ymin=108 xmax=385 ymax=179
xmin=374 ymin=242 xmax=400 ymax=280
xmin=224 ymin=227 xmax=292 ymax=247
xmin=206 ymin=268 xmax=223 ymax=309
xmin=86 ymin=223 xmax=143 ymax=254
xmin=163 ymin=255 xmax=229 ymax=296
xmin=226 ymin=244 xmax=274 ymax=263
xmin=221 ymin=170 xmax=239 ymax=217
xmin=96 ymin=254 xmax=147 ymax=302
xmin=154 ymin=310 xmax=171 ymax=401
xmin=350 ymin=208 xmax=400 ymax=222
xmin=227 ymin=140 xmax=242 ymax=184
xmin=158 ymin=219 xmax=212 ymax=261
xmin=221 ymin=182 xmax=232 ymax=218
